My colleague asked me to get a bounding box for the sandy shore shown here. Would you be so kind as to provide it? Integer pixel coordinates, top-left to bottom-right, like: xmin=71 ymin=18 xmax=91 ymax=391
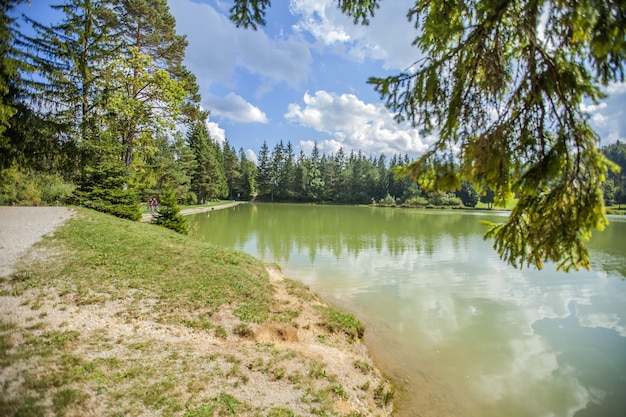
xmin=0 ymin=206 xmax=394 ymax=416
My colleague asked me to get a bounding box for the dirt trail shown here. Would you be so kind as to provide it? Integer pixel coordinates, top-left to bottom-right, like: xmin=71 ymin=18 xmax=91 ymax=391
xmin=141 ymin=201 xmax=242 ymax=222
xmin=0 ymin=206 xmax=73 ymax=277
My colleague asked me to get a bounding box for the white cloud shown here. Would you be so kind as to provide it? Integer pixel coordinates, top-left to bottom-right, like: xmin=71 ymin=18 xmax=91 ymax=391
xmin=290 ymin=0 xmax=351 ymax=44
xmin=245 ymin=148 xmax=258 ymax=165
xmin=206 ymin=117 xmax=225 ymax=144
xmin=206 ymin=93 xmax=268 ymax=123
xmin=285 ymin=90 xmax=429 ymax=156
xmin=584 ymin=84 xmax=626 ymax=145
xmin=169 ymin=0 xmax=311 ymax=92
xmin=606 ymin=81 xmax=626 ymax=95
xmin=289 ymin=0 xmax=419 ymax=70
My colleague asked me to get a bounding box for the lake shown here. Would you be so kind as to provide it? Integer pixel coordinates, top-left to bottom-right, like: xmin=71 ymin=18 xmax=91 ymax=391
xmin=188 ymin=203 xmax=626 ymax=417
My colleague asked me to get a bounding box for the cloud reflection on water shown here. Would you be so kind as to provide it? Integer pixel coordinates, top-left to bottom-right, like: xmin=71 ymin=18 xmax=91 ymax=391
xmin=190 ymin=205 xmax=626 ymax=417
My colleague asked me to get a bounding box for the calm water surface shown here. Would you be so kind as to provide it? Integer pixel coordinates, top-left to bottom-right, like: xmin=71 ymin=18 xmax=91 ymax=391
xmin=189 ymin=204 xmax=626 ymax=417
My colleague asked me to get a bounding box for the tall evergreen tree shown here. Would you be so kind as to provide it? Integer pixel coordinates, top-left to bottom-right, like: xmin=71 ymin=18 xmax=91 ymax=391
xmin=237 ymin=147 xmax=256 ymax=199
xmin=280 ymin=141 xmax=297 ymax=198
xmin=0 ymin=0 xmax=23 ymax=146
xmin=270 ymin=141 xmax=285 ymax=200
xmin=19 ymin=0 xmax=119 ymax=165
xmin=187 ymin=120 xmax=227 ymax=203
xmin=222 ymin=139 xmax=241 ymax=199
xmin=307 ymin=143 xmax=325 ymax=202
xmin=256 ymin=140 xmax=272 ymax=199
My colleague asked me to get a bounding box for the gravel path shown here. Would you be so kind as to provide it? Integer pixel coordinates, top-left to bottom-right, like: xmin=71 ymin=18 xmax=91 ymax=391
xmin=0 ymin=206 xmax=73 ymax=277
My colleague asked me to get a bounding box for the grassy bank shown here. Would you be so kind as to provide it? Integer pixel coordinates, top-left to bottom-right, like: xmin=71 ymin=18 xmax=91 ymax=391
xmin=0 ymin=208 xmax=393 ymax=417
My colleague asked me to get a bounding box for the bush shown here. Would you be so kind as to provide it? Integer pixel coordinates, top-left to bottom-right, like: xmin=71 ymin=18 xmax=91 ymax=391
xmin=403 ymin=196 xmax=429 ymax=207
xmin=151 ymin=188 xmax=188 ymax=234
xmin=378 ymin=194 xmax=396 ymax=206
xmin=0 ymin=164 xmax=75 ymax=206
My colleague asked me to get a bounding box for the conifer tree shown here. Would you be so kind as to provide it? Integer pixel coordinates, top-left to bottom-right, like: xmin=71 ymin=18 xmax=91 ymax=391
xmin=187 ymin=119 xmax=227 ymax=203
xmin=237 ymin=147 xmax=256 ymax=199
xmin=152 ymin=187 xmax=188 ymax=234
xmin=0 ymin=0 xmax=23 ymax=145
xmin=256 ymin=140 xmax=272 ymax=199
xmin=222 ymin=139 xmax=241 ymax=199
xmin=19 ymin=0 xmax=118 ymax=153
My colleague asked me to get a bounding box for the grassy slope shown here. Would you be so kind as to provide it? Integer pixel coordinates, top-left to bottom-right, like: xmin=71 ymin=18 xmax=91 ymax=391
xmin=0 ymin=207 xmax=391 ymax=417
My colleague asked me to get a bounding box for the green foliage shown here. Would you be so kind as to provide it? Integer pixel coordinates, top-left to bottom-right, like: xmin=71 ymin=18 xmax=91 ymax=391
xmin=602 ymin=141 xmax=626 ymax=207
xmin=183 ymin=404 xmax=214 ymax=417
xmin=603 ymin=180 xmax=616 ymax=206
xmin=455 ymin=180 xmax=480 ymax=208
xmin=74 ymin=140 xmax=141 ymax=221
xmin=373 ymin=382 xmax=394 ymax=407
xmin=229 ymin=0 xmax=270 ymax=30
xmin=0 ymin=164 xmax=75 ymax=206
xmin=187 ymin=120 xmax=228 ymax=202
xmin=317 ymin=306 xmax=364 ymax=342
xmin=0 ymin=0 xmax=24 ymax=140
xmin=151 ymin=187 xmax=189 ymax=234
xmin=378 ymin=194 xmax=396 ymax=206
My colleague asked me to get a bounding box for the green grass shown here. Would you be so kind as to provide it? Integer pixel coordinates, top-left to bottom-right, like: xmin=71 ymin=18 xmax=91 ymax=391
xmin=316 ymin=305 xmax=365 ymax=342
xmin=606 ymin=205 xmax=626 ymax=215
xmin=0 ymin=207 xmax=390 ymax=417
xmin=10 ymin=207 xmax=272 ymax=325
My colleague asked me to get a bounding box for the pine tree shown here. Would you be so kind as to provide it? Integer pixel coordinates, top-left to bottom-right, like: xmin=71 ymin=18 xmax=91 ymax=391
xmin=113 ymin=0 xmax=200 ymax=168
xmin=19 ymin=0 xmax=119 ymax=154
xmin=152 ymin=187 xmax=188 ymax=234
xmin=187 ymin=120 xmax=227 ymax=203
xmin=0 ymin=0 xmax=23 ymax=145
xmin=222 ymin=139 xmax=241 ymax=199
xmin=256 ymin=141 xmax=272 ymax=199
xmin=237 ymin=147 xmax=256 ymax=199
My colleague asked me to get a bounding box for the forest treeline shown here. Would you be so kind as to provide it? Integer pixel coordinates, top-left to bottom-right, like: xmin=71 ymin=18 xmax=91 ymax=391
xmin=1 ymin=1 xmax=625 ymax=220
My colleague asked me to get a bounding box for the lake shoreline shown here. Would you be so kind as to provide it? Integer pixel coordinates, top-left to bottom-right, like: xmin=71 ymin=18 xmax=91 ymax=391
xmin=1 ymin=206 xmax=395 ymax=416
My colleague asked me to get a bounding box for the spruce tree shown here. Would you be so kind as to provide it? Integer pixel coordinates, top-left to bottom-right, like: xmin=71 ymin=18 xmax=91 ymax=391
xmin=152 ymin=187 xmax=188 ymax=234
xmin=187 ymin=120 xmax=227 ymax=203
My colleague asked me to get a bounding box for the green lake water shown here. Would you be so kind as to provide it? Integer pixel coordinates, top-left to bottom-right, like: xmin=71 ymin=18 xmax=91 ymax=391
xmin=188 ymin=203 xmax=626 ymax=417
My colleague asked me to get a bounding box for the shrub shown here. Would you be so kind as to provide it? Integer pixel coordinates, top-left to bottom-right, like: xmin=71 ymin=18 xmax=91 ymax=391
xmin=317 ymin=306 xmax=364 ymax=341
xmin=0 ymin=164 xmax=75 ymax=206
xmin=378 ymin=194 xmax=396 ymax=206
xmin=151 ymin=188 xmax=188 ymax=234
xmin=403 ymin=196 xmax=429 ymax=207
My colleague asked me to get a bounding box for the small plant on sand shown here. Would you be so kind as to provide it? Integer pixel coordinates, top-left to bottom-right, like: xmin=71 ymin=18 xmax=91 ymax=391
xmin=317 ymin=306 xmax=364 ymax=341
xmin=183 ymin=403 xmax=214 ymax=417
xmin=373 ymin=382 xmax=395 ymax=407
xmin=233 ymin=323 xmax=253 ymax=338
xmin=214 ymin=326 xmax=228 ymax=338
xmin=354 ymin=360 xmax=373 ymax=374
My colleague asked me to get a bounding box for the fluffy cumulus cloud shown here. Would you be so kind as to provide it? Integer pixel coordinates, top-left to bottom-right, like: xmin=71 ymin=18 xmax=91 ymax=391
xmin=289 ymin=0 xmax=419 ymax=70
xmin=206 ymin=93 xmax=268 ymax=124
xmin=206 ymin=117 xmax=226 ymax=144
xmin=168 ymin=0 xmax=312 ymax=91
xmin=285 ymin=90 xmax=430 ymax=156
xmin=581 ymin=81 xmax=626 ymax=145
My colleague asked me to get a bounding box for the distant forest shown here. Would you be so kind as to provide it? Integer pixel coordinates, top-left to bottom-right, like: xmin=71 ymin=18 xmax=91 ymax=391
xmin=2 ymin=1 xmax=625 ymax=220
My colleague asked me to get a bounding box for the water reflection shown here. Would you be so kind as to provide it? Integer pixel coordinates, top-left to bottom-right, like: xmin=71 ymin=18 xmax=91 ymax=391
xmin=189 ymin=204 xmax=626 ymax=417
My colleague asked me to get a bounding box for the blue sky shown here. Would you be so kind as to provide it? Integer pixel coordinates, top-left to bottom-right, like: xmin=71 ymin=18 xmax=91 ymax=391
xmin=14 ymin=0 xmax=626 ymax=163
